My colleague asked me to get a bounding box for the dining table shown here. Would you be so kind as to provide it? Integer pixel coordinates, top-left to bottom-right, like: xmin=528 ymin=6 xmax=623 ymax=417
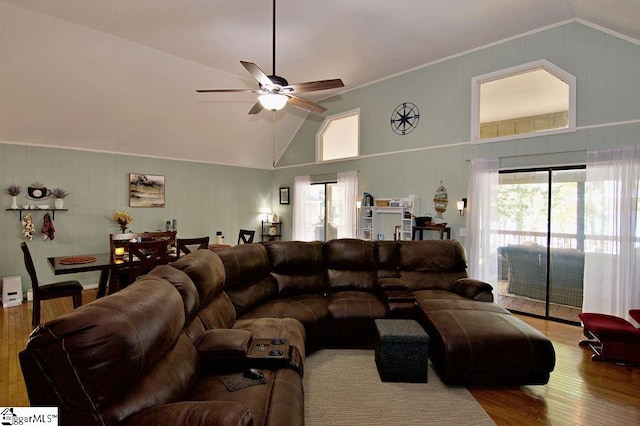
xmin=48 ymin=249 xmax=180 ymax=298
xmin=47 ymin=252 xmax=125 ymax=298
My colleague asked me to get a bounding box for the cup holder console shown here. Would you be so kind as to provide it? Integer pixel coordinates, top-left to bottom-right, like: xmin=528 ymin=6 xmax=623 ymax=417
xmin=248 ymin=338 xmax=290 ymax=360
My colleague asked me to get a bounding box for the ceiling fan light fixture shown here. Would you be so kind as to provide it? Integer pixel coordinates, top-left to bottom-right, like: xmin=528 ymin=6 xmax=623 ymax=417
xmin=259 ymin=93 xmax=288 ymax=111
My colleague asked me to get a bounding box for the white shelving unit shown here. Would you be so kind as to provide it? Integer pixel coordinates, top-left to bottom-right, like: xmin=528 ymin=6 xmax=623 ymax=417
xmin=359 ymin=195 xmax=420 ymax=241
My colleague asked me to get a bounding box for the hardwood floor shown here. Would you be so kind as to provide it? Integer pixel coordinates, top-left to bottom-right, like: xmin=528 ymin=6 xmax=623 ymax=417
xmin=495 ymin=293 xmax=582 ymax=323
xmin=2 ymin=289 xmax=639 ymax=425
xmin=495 ymin=279 xmax=583 ymax=323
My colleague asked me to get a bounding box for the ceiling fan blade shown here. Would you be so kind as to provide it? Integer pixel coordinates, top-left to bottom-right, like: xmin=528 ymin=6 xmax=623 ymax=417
xmin=241 ymin=61 xmax=275 ymax=88
xmin=287 ymin=94 xmax=327 ymax=114
xmin=196 ymin=88 xmax=262 ymax=93
xmin=284 ymin=79 xmax=345 ymax=93
xmin=248 ymin=102 xmax=264 ymax=115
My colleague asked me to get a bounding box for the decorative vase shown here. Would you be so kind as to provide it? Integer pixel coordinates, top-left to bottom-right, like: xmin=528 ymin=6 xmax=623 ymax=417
xmin=54 ymin=198 xmax=64 ymax=209
xmin=11 ymin=196 xmax=18 ymax=209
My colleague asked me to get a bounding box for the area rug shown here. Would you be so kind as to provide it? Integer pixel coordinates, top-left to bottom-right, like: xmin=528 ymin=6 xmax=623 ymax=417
xmin=303 ymin=349 xmax=495 ymax=426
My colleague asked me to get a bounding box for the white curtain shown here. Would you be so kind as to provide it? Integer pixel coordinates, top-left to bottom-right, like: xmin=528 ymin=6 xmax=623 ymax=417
xmin=335 ymin=171 xmax=358 ymax=238
xmin=466 ymin=158 xmax=500 ymax=283
xmin=292 ymin=175 xmax=313 ymax=241
xmin=583 ymin=146 xmax=640 ymax=320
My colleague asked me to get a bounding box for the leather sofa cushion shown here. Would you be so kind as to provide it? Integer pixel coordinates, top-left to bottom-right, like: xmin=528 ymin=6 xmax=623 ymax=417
xmin=326 ymin=291 xmax=388 ymax=346
xmin=216 ymin=244 xmax=278 ymax=316
xmin=400 ymin=270 xmax=468 ymax=291
xmin=189 ymin=368 xmax=304 ymax=426
xmin=375 ymin=241 xmax=400 ymax=278
xmin=325 ymin=239 xmax=378 ymax=291
xmin=239 ymin=294 xmax=328 ymax=348
xmin=423 ymin=309 xmax=556 ymax=385
xmin=216 ymin=244 xmax=272 ymax=288
xmin=125 ymin=401 xmax=253 ymax=426
xmin=196 ymin=329 xmax=253 ymax=359
xmin=172 ymin=249 xmax=226 ymax=308
xmin=198 ymin=291 xmax=237 ymax=330
xmin=264 ymin=241 xmax=326 ymax=296
xmin=108 ymin=333 xmax=199 ymax=424
xmin=171 ymin=250 xmax=237 ymax=330
xmin=148 ymin=265 xmax=200 ymax=324
xmin=20 ymin=279 xmax=191 ymax=423
xmin=399 ymin=240 xmax=467 ymax=272
xmin=415 ymin=296 xmax=509 ymax=314
xmin=398 ymin=240 xmax=468 ymax=291
xmin=225 ymin=275 xmax=278 ymax=317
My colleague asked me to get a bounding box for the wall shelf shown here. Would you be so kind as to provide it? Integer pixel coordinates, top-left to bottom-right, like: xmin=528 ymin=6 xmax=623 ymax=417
xmin=261 ymin=221 xmax=282 ymax=241
xmin=359 ymin=195 xmax=420 ymax=241
xmin=6 ymin=208 xmax=68 ymax=221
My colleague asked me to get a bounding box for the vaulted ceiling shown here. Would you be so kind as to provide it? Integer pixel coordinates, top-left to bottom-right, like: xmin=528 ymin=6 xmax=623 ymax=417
xmin=1 ymin=0 xmax=639 ymax=169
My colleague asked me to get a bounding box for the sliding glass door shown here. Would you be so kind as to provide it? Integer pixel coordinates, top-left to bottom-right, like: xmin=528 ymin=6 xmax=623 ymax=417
xmin=298 ymin=182 xmax=340 ymax=241
xmin=495 ymin=167 xmax=585 ymax=323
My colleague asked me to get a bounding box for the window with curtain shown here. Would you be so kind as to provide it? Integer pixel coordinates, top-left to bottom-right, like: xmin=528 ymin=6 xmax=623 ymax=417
xmin=292 ymin=171 xmax=358 ymax=241
xmin=466 ymin=158 xmax=499 ymax=283
xmin=583 ymin=146 xmax=640 ymax=320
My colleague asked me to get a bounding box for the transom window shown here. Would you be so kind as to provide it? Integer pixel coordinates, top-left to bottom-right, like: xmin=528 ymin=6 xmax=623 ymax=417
xmin=471 ymin=60 xmax=576 ymax=144
xmin=316 ymin=109 xmax=359 ymax=162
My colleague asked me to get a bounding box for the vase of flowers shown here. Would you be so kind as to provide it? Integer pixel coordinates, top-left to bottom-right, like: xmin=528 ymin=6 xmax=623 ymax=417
xmin=113 ymin=210 xmax=134 ymax=233
xmin=7 ymin=184 xmax=21 ymax=209
xmin=51 ymin=187 xmax=69 ymax=209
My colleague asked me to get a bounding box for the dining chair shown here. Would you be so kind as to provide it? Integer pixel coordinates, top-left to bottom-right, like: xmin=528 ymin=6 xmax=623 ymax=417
xmin=20 ymin=242 xmax=83 ymax=327
xmin=176 ymin=236 xmax=210 ymax=258
xmin=237 ymin=229 xmax=255 ymax=244
xmin=127 ymin=239 xmax=170 ymax=284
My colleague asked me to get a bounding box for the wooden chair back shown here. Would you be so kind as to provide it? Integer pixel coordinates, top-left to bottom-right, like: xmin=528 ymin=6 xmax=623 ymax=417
xmin=237 ymin=229 xmax=255 ymax=244
xmin=20 ymin=242 xmax=41 ymax=294
xmin=176 ymin=236 xmax=210 ymax=258
xmin=127 ymin=239 xmax=169 ymax=283
xmin=110 ymin=231 xmax=177 ymax=257
xmin=20 ymin=242 xmax=83 ymax=326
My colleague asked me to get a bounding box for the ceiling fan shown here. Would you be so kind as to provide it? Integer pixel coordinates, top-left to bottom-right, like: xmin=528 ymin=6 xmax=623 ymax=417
xmin=196 ymin=0 xmax=344 ymax=115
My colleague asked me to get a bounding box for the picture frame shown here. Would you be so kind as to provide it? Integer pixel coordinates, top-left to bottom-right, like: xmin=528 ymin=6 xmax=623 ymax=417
xmin=129 ymin=173 xmax=165 ymax=207
xmin=279 ymin=187 xmax=290 ymax=205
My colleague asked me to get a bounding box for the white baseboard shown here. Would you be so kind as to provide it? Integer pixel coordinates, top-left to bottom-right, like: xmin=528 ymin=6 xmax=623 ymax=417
xmin=25 ymin=283 xmax=98 ymax=302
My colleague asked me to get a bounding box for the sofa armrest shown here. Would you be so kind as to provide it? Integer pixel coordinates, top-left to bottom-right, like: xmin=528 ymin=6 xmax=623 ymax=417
xmin=378 ymin=277 xmax=408 ymax=291
xmin=450 ymin=278 xmax=494 ymax=302
xmin=126 ymin=401 xmax=252 ymax=426
xmin=196 ymin=329 xmax=253 ymax=364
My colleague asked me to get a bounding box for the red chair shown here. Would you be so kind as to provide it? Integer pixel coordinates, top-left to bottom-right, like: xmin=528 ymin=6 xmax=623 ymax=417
xmin=578 ymin=309 xmax=640 ymax=364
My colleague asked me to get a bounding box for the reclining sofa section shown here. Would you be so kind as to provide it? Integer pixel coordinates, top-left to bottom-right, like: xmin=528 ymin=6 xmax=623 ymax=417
xmin=215 ymin=239 xmax=555 ymax=385
xmin=20 ymin=239 xmax=555 ymax=425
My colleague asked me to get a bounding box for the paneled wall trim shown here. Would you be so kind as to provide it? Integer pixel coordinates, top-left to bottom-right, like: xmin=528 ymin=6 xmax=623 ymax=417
xmin=275 ymin=21 xmax=640 ymax=247
xmin=1 ymin=143 xmax=272 ymax=293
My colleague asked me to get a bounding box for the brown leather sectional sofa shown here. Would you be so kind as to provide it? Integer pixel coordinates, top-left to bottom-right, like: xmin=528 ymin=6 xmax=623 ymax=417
xmin=20 ymin=239 xmax=555 ymax=425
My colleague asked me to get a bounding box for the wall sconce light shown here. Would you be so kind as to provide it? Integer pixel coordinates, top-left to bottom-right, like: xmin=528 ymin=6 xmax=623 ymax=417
xmin=457 ymin=198 xmax=467 ymax=217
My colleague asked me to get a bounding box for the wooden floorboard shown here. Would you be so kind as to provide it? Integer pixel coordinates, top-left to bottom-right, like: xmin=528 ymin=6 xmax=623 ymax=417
xmin=2 ymin=289 xmax=639 ymax=425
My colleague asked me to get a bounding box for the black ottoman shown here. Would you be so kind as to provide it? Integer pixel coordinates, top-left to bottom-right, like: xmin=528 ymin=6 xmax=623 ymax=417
xmin=374 ymin=319 xmax=429 ymax=382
